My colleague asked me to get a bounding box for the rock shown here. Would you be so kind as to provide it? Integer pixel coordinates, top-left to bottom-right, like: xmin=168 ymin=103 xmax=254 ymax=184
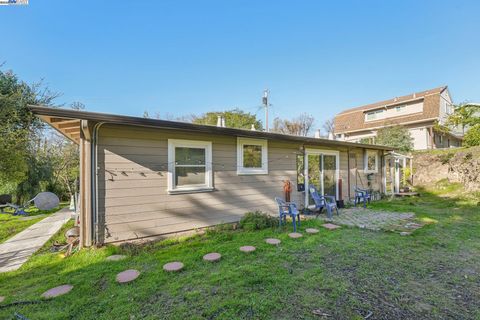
xmin=305 ymin=228 xmax=319 ymax=234
xmin=400 ymin=232 xmax=411 ymax=236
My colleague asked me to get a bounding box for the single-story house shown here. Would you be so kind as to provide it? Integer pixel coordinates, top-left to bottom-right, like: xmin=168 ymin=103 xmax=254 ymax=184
xmin=30 ymin=106 xmax=392 ymax=247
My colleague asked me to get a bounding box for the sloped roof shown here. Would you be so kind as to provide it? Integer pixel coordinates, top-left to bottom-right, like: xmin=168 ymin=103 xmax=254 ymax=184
xmin=338 ymin=86 xmax=447 ymax=115
xmin=30 ymin=105 xmax=393 ymax=150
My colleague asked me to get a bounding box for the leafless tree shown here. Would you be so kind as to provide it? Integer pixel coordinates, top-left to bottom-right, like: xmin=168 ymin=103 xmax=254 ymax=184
xmin=322 ymin=118 xmax=335 ymax=136
xmin=272 ymin=113 xmax=315 ymax=136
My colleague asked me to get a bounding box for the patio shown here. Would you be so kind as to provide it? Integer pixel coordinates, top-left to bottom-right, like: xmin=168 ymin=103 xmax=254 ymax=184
xmin=317 ymin=207 xmax=423 ymax=233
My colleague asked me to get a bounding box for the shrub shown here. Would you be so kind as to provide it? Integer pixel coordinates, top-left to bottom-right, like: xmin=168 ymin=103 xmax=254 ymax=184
xmin=463 ymin=124 xmax=480 ymax=147
xmin=239 ymin=211 xmax=277 ymax=231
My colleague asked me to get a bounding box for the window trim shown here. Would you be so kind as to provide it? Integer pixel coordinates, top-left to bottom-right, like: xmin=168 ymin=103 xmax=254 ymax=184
xmin=365 ymin=109 xmax=384 ymax=121
xmin=237 ymin=137 xmax=268 ymax=175
xmin=167 ymin=139 xmax=213 ymax=194
xmin=364 ymin=150 xmax=378 ymax=173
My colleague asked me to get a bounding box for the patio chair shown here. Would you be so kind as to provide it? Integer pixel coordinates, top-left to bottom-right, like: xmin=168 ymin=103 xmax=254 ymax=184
xmin=308 ymin=185 xmax=338 ymax=220
xmin=274 ymin=197 xmax=301 ymax=232
xmin=354 ymin=187 xmax=371 ymax=208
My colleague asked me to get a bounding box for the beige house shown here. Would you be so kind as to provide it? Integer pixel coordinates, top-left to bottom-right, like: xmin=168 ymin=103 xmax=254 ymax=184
xmin=31 ymin=106 xmax=392 ymax=247
xmin=334 ymin=86 xmax=463 ymax=150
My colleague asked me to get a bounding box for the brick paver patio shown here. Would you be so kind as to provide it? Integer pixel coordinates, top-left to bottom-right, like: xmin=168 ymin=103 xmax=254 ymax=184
xmin=321 ymin=207 xmax=420 ymax=232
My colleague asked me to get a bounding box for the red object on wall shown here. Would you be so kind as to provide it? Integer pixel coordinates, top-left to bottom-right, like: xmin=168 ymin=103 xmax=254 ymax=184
xmin=283 ymin=180 xmax=292 ymax=202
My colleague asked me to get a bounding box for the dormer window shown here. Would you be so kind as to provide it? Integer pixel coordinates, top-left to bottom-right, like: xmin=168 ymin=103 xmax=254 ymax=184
xmin=365 ymin=109 xmax=383 ymax=121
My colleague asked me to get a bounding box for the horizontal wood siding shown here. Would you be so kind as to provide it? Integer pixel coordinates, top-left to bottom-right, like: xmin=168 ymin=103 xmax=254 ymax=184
xmin=97 ymin=124 xmax=353 ymax=243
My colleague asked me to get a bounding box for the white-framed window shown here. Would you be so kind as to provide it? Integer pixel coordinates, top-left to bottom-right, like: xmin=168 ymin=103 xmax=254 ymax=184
xmin=167 ymin=139 xmax=213 ymax=193
xmin=395 ymin=105 xmax=406 ymax=112
xmin=365 ymin=109 xmax=383 ymax=121
xmin=364 ymin=150 xmax=378 ymax=173
xmin=237 ymin=137 xmax=268 ymax=175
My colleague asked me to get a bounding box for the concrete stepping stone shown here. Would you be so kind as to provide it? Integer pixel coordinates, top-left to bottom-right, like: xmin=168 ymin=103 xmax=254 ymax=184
xmin=203 ymin=252 xmax=221 ymax=262
xmin=0 ymin=296 xmax=4 ymax=303
xmin=106 ymin=254 xmax=127 ymax=261
xmin=116 ymin=269 xmax=140 ymax=283
xmin=239 ymin=246 xmax=256 ymax=252
xmin=41 ymin=285 xmax=73 ymax=298
xmin=322 ymin=223 xmax=341 ymax=230
xmin=265 ymin=238 xmax=281 ymax=245
xmin=163 ymin=262 xmax=184 ymax=272
xmin=306 ymin=228 xmax=319 ymax=234
xmin=288 ymin=232 xmax=303 ymax=238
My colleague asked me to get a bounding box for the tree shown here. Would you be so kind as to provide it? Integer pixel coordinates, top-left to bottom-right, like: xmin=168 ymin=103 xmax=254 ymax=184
xmin=446 ymin=103 xmax=480 ymax=134
xmin=192 ymin=109 xmax=262 ymax=130
xmin=375 ymin=125 xmax=414 ymax=153
xmin=322 ymin=118 xmax=335 ymax=138
xmin=272 ymin=113 xmax=315 ymax=136
xmin=70 ymin=101 xmax=85 ymax=110
xmin=463 ymin=124 xmax=480 ymax=147
xmin=0 ymin=68 xmax=58 ymax=190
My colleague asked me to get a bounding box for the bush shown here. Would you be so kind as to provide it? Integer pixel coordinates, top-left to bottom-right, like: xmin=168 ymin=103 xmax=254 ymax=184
xmin=463 ymin=124 xmax=480 ymax=147
xmin=239 ymin=211 xmax=277 ymax=231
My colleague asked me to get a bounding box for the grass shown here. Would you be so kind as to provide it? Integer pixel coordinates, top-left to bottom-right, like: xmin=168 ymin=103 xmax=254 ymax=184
xmin=0 ymin=203 xmax=67 ymax=244
xmin=0 ymin=187 xmax=479 ymax=319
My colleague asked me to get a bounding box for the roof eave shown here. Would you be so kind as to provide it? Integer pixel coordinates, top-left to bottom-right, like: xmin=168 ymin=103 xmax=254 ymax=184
xmin=29 ymin=105 xmax=393 ymax=151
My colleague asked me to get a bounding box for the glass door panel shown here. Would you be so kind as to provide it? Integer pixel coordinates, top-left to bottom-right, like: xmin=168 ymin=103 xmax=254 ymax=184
xmin=307 ymin=154 xmax=321 ymax=206
xmin=323 ymin=155 xmax=337 ymax=197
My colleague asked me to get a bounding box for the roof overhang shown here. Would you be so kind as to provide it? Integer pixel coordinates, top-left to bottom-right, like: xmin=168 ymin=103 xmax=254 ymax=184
xmin=37 ymin=114 xmax=82 ymax=144
xmin=29 ymin=105 xmax=393 ymax=151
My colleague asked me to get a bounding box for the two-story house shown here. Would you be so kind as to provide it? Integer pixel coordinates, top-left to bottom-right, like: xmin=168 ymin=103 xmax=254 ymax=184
xmin=334 ymin=86 xmax=463 ymax=150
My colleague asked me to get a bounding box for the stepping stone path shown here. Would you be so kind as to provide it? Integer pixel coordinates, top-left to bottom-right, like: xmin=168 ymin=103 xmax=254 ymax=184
xmin=0 ymin=296 xmax=4 ymax=303
xmin=240 ymin=246 xmax=256 ymax=253
xmin=41 ymin=285 xmax=73 ymax=298
xmin=116 ymin=269 xmax=140 ymax=283
xmin=163 ymin=262 xmax=184 ymax=272
xmin=400 ymin=231 xmax=411 ymax=236
xmin=203 ymin=252 xmax=221 ymax=262
xmin=305 ymin=228 xmax=319 ymax=234
xmin=288 ymin=232 xmax=303 ymax=238
xmin=265 ymin=238 xmax=281 ymax=245
xmin=322 ymin=223 xmax=341 ymax=230
xmin=106 ymin=254 xmax=127 ymax=261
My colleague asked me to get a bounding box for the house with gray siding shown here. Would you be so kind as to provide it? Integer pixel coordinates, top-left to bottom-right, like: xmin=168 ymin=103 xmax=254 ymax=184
xmin=31 ymin=106 xmax=392 ymax=247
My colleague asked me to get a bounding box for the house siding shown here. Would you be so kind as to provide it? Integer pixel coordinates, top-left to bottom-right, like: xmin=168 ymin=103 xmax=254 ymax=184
xmin=96 ymin=124 xmax=383 ymax=243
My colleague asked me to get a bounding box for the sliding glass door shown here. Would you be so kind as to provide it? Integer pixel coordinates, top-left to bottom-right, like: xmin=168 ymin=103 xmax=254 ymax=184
xmin=305 ymin=150 xmax=339 ymax=207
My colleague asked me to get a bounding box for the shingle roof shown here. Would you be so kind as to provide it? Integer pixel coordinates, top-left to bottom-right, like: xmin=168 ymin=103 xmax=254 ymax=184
xmin=338 ymin=86 xmax=447 ymax=115
xmin=334 ymin=86 xmax=447 ymax=134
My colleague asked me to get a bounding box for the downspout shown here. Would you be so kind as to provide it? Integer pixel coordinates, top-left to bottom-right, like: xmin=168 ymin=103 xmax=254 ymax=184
xmin=347 ymin=148 xmax=351 ymax=200
xmin=91 ymin=122 xmax=106 ymax=245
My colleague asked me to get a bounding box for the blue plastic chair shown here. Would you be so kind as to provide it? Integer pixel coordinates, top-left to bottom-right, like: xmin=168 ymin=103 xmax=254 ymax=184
xmin=274 ymin=197 xmax=301 ymax=232
xmin=354 ymin=187 xmax=371 ymax=208
xmin=308 ymin=185 xmax=338 ymax=220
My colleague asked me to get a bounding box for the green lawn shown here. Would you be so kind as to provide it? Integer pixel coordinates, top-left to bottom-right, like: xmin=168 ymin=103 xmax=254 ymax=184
xmin=0 ymin=203 xmax=67 ymax=244
xmin=0 ymin=187 xmax=479 ymax=319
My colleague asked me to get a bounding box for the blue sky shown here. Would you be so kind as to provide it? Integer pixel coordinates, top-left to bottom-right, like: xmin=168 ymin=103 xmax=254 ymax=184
xmin=1 ymin=0 xmax=479 ymax=132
